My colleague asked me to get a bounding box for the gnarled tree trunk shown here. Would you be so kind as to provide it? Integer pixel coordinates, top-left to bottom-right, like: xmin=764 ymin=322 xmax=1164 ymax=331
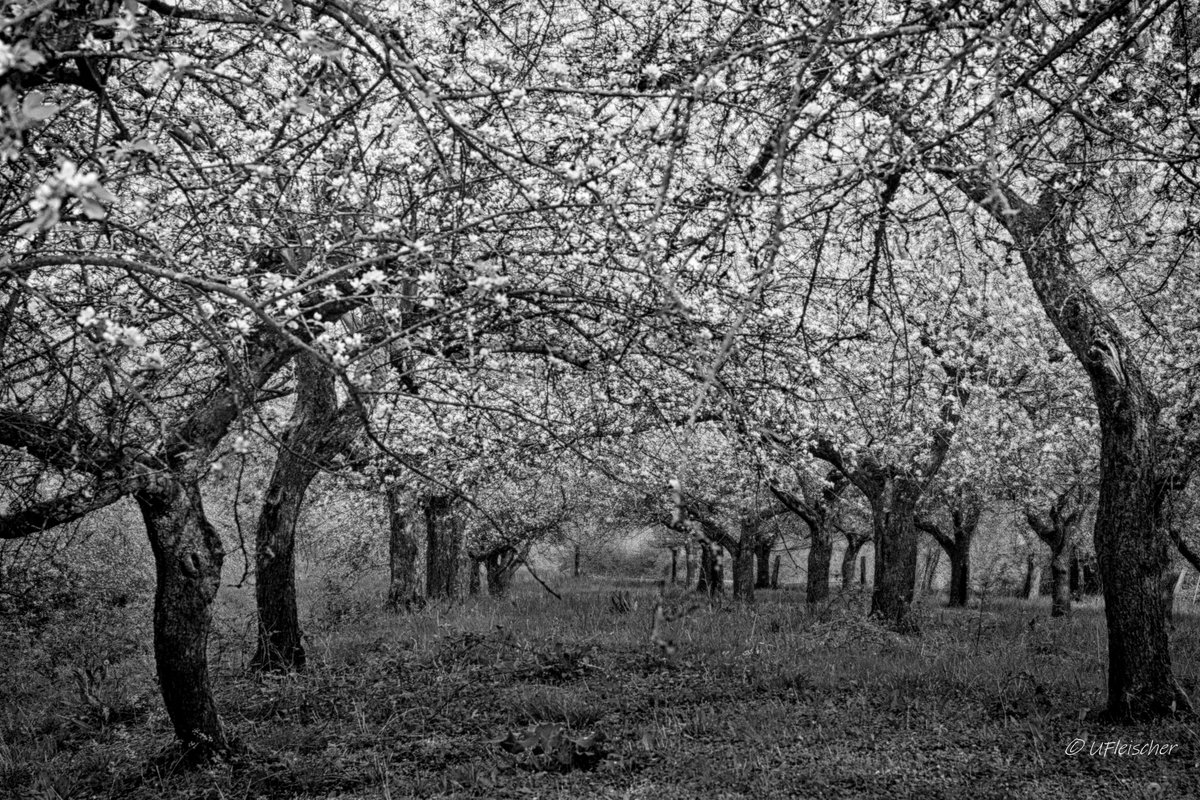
xmin=921 ymin=546 xmax=941 ymax=594
xmin=871 ymin=477 xmax=921 ymax=631
xmin=1026 ymin=490 xmax=1089 ymax=619
xmin=252 ymin=353 xmax=359 ymax=671
xmin=137 ymin=480 xmax=228 ymax=754
xmin=917 ymin=493 xmax=981 ymax=608
xmin=1163 ymin=569 xmax=1185 ymax=623
xmin=806 ymin=527 xmax=833 ymax=604
xmin=468 ymin=559 xmax=483 ymax=596
xmin=731 ymin=537 xmax=755 ymax=603
xmin=990 ymin=186 xmax=1190 ymax=717
xmin=484 ymin=546 xmax=521 ymax=597
xmin=1049 ymin=542 xmax=1073 ymax=618
xmin=696 ymin=540 xmax=722 ymax=595
xmin=841 ymin=533 xmax=868 ymax=590
xmin=1023 ymin=555 xmax=1043 ymax=600
xmin=754 ymin=539 xmax=773 ymax=589
xmin=425 ymin=495 xmax=461 ymax=599
xmin=385 ymin=486 xmax=421 ymax=610
xmin=948 ymin=543 xmax=970 ymax=607
xmin=770 ymin=471 xmax=846 ymax=604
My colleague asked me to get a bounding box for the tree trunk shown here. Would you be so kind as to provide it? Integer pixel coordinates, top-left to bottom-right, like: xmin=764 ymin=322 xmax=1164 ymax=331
xmin=1161 ymin=568 xmax=1184 ymax=624
xmin=684 ymin=540 xmax=693 ymax=587
xmin=771 ymin=555 xmax=781 ymax=589
xmin=385 ymin=487 xmax=421 ymax=610
xmin=696 ymin=540 xmax=719 ymax=595
xmin=468 ymin=558 xmax=482 ymax=596
xmin=671 ymin=548 xmax=678 ymax=584
xmin=252 ymin=470 xmax=306 ymax=671
xmin=573 ymin=544 xmax=580 ymax=578
xmin=961 ymin=173 xmax=1189 ymax=717
xmin=948 ymin=540 xmax=970 ymax=608
xmin=425 ymin=496 xmax=461 ymax=599
xmin=1023 ymin=555 xmax=1043 ymax=600
xmin=485 ymin=547 xmax=519 ymax=597
xmin=1083 ymin=558 xmax=1103 ymax=596
xmin=806 ymin=525 xmax=833 ymax=604
xmin=137 ymin=480 xmax=228 ymax=755
xmin=755 ymin=539 xmax=772 ymax=589
xmin=731 ymin=539 xmax=755 ymax=602
xmin=921 ymin=546 xmax=941 ymax=594
xmin=841 ymin=540 xmax=864 ymax=589
xmin=1050 ymin=542 xmax=1073 ymax=618
xmin=871 ymin=477 xmax=920 ymax=631
xmin=252 ymin=353 xmax=358 ymax=672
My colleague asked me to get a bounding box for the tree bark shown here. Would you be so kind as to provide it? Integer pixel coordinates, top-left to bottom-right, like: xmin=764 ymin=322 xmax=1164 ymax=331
xmin=1161 ymin=568 xmax=1182 ymax=624
xmin=425 ymin=495 xmax=461 ymax=599
xmin=921 ymin=546 xmax=941 ymax=594
xmin=251 ymin=466 xmax=306 ymax=671
xmin=731 ymin=538 xmax=755 ymax=602
xmin=871 ymin=477 xmax=921 ymax=631
xmin=1024 ymin=555 xmax=1043 ymax=600
xmin=696 ymin=540 xmax=721 ymax=595
xmin=684 ymin=540 xmax=693 ymax=587
xmin=754 ymin=539 xmax=772 ymax=589
xmin=252 ymin=353 xmax=359 ymax=671
xmin=1049 ymin=541 xmax=1074 ymax=618
xmin=468 ymin=558 xmax=482 ymax=596
xmin=137 ymin=480 xmax=228 ymax=754
xmin=484 ymin=546 xmax=520 ymax=597
xmin=841 ymin=536 xmax=866 ymax=590
xmin=948 ymin=543 xmax=970 ymax=608
xmin=806 ymin=526 xmax=833 ymax=604
xmin=385 ymin=486 xmax=421 ymax=610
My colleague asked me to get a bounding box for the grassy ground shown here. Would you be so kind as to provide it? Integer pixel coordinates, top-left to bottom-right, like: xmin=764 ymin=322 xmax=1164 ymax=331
xmin=2 ymin=576 xmax=1199 ymax=799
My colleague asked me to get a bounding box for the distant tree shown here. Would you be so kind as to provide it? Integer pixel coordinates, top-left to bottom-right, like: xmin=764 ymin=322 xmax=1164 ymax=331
xmin=770 ymin=469 xmax=848 ymax=604
xmin=917 ymin=483 xmax=984 ymax=608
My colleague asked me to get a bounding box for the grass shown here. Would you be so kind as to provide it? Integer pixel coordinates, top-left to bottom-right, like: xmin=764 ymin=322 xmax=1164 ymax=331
xmin=2 ymin=576 xmax=1199 ymax=799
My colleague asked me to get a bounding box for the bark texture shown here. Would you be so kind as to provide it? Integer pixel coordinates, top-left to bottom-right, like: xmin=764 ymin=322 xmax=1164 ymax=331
xmin=841 ymin=533 xmax=869 ymax=590
xmin=754 ymin=539 xmax=773 ymax=589
xmin=425 ymin=495 xmax=462 ymax=599
xmin=483 ymin=546 xmax=522 ymax=597
xmin=137 ymin=480 xmax=228 ymax=753
xmin=870 ymin=476 xmax=921 ymax=631
xmin=1024 ymin=556 xmax=1044 ymax=600
xmin=385 ymin=486 xmax=422 ymax=610
xmin=696 ymin=540 xmax=721 ymax=595
xmin=253 ymin=353 xmax=359 ymax=671
xmin=731 ymin=532 xmax=756 ymax=602
xmin=468 ymin=559 xmax=482 ymax=596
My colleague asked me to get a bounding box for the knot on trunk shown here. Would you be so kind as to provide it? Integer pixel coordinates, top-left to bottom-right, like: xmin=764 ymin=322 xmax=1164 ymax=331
xmin=1086 ymin=334 xmax=1126 ymax=387
xmin=180 ymin=551 xmax=203 ymax=577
